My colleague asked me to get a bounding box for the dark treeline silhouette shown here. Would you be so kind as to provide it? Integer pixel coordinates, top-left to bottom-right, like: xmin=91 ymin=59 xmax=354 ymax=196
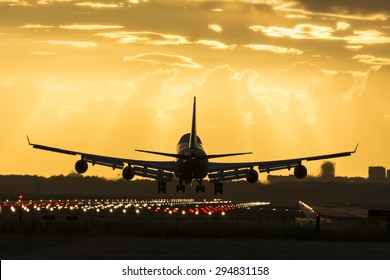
xmin=1 ymin=175 xmax=390 ymax=207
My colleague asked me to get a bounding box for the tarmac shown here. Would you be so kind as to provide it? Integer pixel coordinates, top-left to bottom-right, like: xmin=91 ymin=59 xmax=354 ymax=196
xmin=2 ymin=234 xmax=390 ymax=260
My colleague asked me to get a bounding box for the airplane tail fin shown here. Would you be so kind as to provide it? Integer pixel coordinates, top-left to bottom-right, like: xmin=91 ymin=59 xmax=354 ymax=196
xmin=189 ymin=96 xmax=197 ymax=149
xmin=135 ymin=97 xmax=252 ymax=160
xmin=298 ymin=201 xmax=318 ymax=219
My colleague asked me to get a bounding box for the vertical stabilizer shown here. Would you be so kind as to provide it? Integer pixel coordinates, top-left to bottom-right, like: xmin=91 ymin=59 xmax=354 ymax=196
xmin=189 ymin=96 xmax=197 ymax=149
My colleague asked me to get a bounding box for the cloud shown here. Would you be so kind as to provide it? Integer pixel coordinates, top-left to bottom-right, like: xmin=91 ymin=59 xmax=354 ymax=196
xmin=269 ymin=61 xmax=325 ymax=89
xmin=276 ymin=1 xmax=389 ymax=21
xmin=123 ymin=53 xmax=202 ymax=69
xmin=20 ymin=24 xmax=124 ymax=31
xmin=250 ymin=24 xmax=334 ymax=40
xmin=96 ymin=31 xmax=190 ymax=45
xmin=285 ymin=14 xmax=309 ymax=19
xmin=0 ymin=0 xmax=32 ymax=6
xmin=250 ymin=23 xmax=390 ymax=45
xmin=97 ymin=31 xmax=237 ymax=50
xmin=244 ymin=44 xmax=303 ymax=55
xmin=32 ymin=51 xmax=56 ymax=55
xmin=0 ymin=80 xmax=42 ymax=122
xmin=20 ymin=24 xmax=54 ymax=29
xmin=353 ymin=55 xmax=390 ymax=66
xmin=75 ymin=2 xmax=120 ymax=8
xmin=281 ymin=0 xmax=390 ymax=21
xmin=196 ymin=40 xmax=235 ymax=50
xmin=208 ymin=24 xmax=223 ymax=33
xmin=73 ymin=0 xmax=147 ymax=8
xmin=183 ymin=65 xmax=262 ymax=129
xmin=345 ymin=30 xmax=390 ymax=45
xmin=336 ymin=22 xmax=351 ymax=31
xmin=60 ymin=24 xmax=124 ymax=30
xmin=39 ymin=40 xmax=97 ymax=48
xmin=362 ymin=65 xmax=390 ymax=105
xmin=308 ymin=71 xmax=358 ymax=102
xmin=345 ymin=45 xmax=363 ymax=51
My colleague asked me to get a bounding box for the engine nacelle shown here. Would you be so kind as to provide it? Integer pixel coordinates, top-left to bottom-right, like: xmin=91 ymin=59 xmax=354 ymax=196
xmin=246 ymin=169 xmax=259 ymax=183
xmin=122 ymin=166 xmax=135 ymax=181
xmin=75 ymin=159 xmax=88 ymax=174
xmin=294 ymin=165 xmax=307 ymax=179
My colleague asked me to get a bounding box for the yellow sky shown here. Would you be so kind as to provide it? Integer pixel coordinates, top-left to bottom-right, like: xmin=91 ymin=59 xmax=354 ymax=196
xmin=1 ymin=0 xmax=390 ymax=179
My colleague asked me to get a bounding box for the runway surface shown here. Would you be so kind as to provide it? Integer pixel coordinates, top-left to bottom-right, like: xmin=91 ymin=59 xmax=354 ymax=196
xmin=1 ymin=198 xmax=390 ymax=260
xmin=2 ymin=234 xmax=390 ymax=260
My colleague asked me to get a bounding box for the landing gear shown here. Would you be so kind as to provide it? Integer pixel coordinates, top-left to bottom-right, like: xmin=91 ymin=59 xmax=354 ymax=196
xmin=214 ymin=182 xmax=223 ymax=195
xmin=196 ymin=179 xmax=205 ymax=193
xmin=157 ymin=180 xmax=167 ymax=193
xmin=176 ymin=179 xmax=185 ymax=192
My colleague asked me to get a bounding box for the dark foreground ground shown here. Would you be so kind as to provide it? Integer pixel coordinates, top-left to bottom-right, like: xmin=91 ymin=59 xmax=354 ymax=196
xmin=2 ymin=234 xmax=390 ymax=260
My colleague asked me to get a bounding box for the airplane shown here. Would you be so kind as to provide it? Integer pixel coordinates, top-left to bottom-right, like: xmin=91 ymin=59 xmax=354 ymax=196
xmin=27 ymin=97 xmax=358 ymax=195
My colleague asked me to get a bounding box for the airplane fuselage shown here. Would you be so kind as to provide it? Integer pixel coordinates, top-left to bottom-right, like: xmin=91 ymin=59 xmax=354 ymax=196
xmin=175 ymin=133 xmax=208 ymax=181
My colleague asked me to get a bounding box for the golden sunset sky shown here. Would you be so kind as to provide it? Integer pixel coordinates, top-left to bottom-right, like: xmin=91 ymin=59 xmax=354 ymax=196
xmin=1 ymin=0 xmax=389 ymax=179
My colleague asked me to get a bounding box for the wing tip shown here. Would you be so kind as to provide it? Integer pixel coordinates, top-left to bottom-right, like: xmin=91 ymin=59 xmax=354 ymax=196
xmin=26 ymin=135 xmax=32 ymax=146
xmin=353 ymin=143 xmax=359 ymax=153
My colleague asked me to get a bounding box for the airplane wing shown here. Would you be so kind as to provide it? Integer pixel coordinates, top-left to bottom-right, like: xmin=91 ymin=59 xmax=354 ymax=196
xmin=27 ymin=137 xmax=176 ymax=181
xmin=207 ymin=144 xmax=358 ymax=182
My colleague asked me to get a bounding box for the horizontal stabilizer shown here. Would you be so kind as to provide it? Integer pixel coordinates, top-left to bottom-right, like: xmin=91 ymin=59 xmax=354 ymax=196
xmin=198 ymin=152 xmax=252 ymax=160
xmin=136 ymin=149 xmax=251 ymax=160
xmin=135 ymin=149 xmax=188 ymax=159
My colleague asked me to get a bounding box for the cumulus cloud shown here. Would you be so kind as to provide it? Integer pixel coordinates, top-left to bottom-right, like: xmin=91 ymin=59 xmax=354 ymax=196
xmin=269 ymin=61 xmax=325 ymax=89
xmin=362 ymin=65 xmax=390 ymax=113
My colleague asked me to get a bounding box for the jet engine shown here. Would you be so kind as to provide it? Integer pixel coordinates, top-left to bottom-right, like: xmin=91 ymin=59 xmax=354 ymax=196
xmin=75 ymin=159 xmax=88 ymax=174
xmin=122 ymin=166 xmax=135 ymax=180
xmin=294 ymin=165 xmax=307 ymax=179
xmin=246 ymin=169 xmax=259 ymax=183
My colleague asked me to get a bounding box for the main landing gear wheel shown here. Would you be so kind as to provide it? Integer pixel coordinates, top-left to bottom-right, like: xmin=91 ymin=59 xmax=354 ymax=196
xmin=214 ymin=182 xmax=223 ymax=195
xmin=157 ymin=181 xmax=167 ymax=193
xmin=176 ymin=183 xmax=185 ymax=192
xmin=196 ymin=184 xmax=205 ymax=193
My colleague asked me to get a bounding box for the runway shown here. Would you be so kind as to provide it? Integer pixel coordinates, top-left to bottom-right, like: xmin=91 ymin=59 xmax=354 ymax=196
xmin=1 ymin=197 xmax=390 ymax=260
xmin=2 ymin=234 xmax=390 ymax=260
xmin=1 ymin=198 xmax=271 ymax=219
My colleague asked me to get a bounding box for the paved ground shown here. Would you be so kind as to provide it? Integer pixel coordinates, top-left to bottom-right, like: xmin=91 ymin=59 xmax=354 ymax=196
xmin=1 ymin=234 xmax=390 ymax=260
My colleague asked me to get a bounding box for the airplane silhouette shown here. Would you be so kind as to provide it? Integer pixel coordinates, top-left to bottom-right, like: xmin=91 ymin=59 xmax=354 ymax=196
xmin=27 ymin=97 xmax=358 ymax=194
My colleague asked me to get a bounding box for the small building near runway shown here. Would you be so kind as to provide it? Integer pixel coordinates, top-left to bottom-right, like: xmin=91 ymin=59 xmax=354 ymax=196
xmin=368 ymin=166 xmax=386 ymax=183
